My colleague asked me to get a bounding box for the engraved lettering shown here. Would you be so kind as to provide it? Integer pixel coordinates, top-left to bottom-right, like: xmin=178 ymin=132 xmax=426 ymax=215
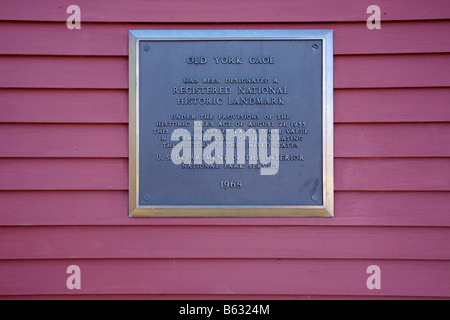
xmin=214 ymin=57 xmax=243 ymax=64
xmin=187 ymin=56 xmax=207 ymax=64
xmin=249 ymin=56 xmax=274 ymax=64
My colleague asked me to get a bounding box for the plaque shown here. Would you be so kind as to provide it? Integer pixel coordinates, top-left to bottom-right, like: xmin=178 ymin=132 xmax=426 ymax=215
xmin=129 ymin=30 xmax=333 ymax=217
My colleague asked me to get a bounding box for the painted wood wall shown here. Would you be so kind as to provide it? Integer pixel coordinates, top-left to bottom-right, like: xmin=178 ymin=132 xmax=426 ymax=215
xmin=0 ymin=0 xmax=449 ymax=299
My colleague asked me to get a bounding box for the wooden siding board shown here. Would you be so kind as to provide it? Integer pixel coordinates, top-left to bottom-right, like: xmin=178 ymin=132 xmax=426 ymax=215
xmin=1 ymin=0 xmax=449 ymax=22
xmin=0 ymin=191 xmax=449 ymax=227
xmin=1 ymin=21 xmax=450 ymax=56
xmin=334 ymin=158 xmax=450 ymax=191
xmin=0 ymin=56 xmax=127 ymax=89
xmin=334 ymin=54 xmax=450 ymax=89
xmin=2 ymin=88 xmax=449 ymax=124
xmin=1 ymin=55 xmax=450 ymax=89
xmin=334 ymin=123 xmax=450 ymax=158
xmin=0 ymin=159 xmax=129 ymax=191
xmin=0 ymin=226 xmax=449 ymax=260
xmin=0 ymin=124 xmax=129 ymax=158
xmin=334 ymin=88 xmax=450 ymax=123
xmin=0 ymin=89 xmax=129 ymax=124
xmin=0 ymin=259 xmax=449 ymax=297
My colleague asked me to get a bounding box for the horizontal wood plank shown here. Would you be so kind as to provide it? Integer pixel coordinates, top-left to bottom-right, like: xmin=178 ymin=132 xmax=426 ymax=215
xmin=0 ymin=191 xmax=448 ymax=227
xmin=334 ymin=123 xmax=450 ymax=158
xmin=0 ymin=159 xmax=128 ymax=191
xmin=0 ymin=0 xmax=449 ymax=22
xmin=2 ymin=88 xmax=449 ymax=124
xmin=0 ymin=259 xmax=448 ymax=297
xmin=0 ymin=158 xmax=448 ymax=191
xmin=0 ymin=56 xmax=127 ymax=89
xmin=334 ymin=158 xmax=450 ymax=191
xmin=0 ymin=123 xmax=448 ymax=158
xmin=334 ymin=88 xmax=450 ymax=123
xmin=1 ymin=55 xmax=449 ymax=89
xmin=1 ymin=21 xmax=450 ymax=56
xmin=0 ymin=124 xmax=128 ymax=158
xmin=334 ymin=54 xmax=450 ymax=89
xmin=0 ymin=89 xmax=128 ymax=123
xmin=1 ymin=225 xmax=449 ymax=260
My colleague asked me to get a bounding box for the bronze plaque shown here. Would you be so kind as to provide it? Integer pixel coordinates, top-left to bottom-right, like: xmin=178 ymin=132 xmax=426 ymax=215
xmin=129 ymin=30 xmax=334 ymax=217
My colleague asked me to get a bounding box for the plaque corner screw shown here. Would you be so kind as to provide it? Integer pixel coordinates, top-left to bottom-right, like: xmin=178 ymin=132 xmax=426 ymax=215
xmin=143 ymin=45 xmax=150 ymax=52
xmin=312 ymin=44 xmax=319 ymax=50
xmin=312 ymin=194 xmax=319 ymax=201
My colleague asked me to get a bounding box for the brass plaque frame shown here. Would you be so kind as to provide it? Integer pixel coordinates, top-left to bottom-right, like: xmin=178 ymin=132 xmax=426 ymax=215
xmin=129 ymin=30 xmax=334 ymax=217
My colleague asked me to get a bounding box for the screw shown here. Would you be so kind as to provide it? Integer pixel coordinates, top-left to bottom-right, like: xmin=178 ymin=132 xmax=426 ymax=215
xmin=312 ymin=195 xmax=319 ymax=201
xmin=143 ymin=45 xmax=150 ymax=52
xmin=144 ymin=194 xmax=150 ymax=201
xmin=312 ymin=44 xmax=319 ymax=50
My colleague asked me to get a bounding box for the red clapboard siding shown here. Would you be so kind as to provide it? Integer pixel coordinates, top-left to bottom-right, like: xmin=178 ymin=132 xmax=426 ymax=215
xmin=0 ymin=0 xmax=449 ymax=301
xmin=1 ymin=54 xmax=450 ymax=89
xmin=334 ymin=123 xmax=450 ymax=158
xmin=0 ymin=89 xmax=128 ymax=123
xmin=0 ymin=159 xmax=128 ymax=190
xmin=0 ymin=191 xmax=449 ymax=227
xmin=0 ymin=123 xmax=449 ymax=158
xmin=334 ymin=54 xmax=450 ymax=88
xmin=2 ymin=21 xmax=450 ymax=56
xmin=334 ymin=88 xmax=450 ymax=123
xmin=0 ymin=124 xmax=128 ymax=158
xmin=1 ymin=226 xmax=449 ymax=260
xmin=2 ymin=88 xmax=449 ymax=124
xmin=334 ymin=158 xmax=450 ymax=191
xmin=0 ymin=158 xmax=448 ymax=191
xmin=0 ymin=259 xmax=449 ymax=297
xmin=1 ymin=0 xmax=449 ymax=22
xmin=0 ymin=56 xmax=127 ymax=89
